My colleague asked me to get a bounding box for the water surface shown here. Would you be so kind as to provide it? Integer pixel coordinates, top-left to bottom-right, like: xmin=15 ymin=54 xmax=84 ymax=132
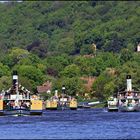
xmin=0 ymin=108 xmax=140 ymax=139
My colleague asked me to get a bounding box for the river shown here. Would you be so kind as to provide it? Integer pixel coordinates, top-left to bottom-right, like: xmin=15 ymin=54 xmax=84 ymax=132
xmin=0 ymin=108 xmax=140 ymax=139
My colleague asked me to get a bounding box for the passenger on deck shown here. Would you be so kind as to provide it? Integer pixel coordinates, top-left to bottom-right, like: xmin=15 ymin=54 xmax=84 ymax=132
xmin=21 ymin=101 xmax=27 ymax=108
xmin=10 ymin=101 xmax=15 ymax=109
xmin=26 ymin=101 xmax=30 ymax=109
xmin=14 ymin=100 xmax=19 ymax=109
xmin=135 ymin=93 xmax=138 ymax=97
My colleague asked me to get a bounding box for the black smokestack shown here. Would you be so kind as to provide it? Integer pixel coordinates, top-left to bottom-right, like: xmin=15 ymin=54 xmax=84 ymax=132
xmin=13 ymin=70 xmax=18 ymax=76
xmin=126 ymin=75 xmax=131 ymax=79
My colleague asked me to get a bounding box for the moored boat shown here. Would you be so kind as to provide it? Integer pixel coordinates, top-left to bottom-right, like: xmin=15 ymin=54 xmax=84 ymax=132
xmin=0 ymin=71 xmax=43 ymax=116
xmin=117 ymin=75 xmax=140 ymax=112
xmin=118 ymin=93 xmax=140 ymax=112
xmin=107 ymin=96 xmax=118 ymax=112
xmin=107 ymin=75 xmax=140 ymax=112
xmin=46 ymin=86 xmax=77 ymax=110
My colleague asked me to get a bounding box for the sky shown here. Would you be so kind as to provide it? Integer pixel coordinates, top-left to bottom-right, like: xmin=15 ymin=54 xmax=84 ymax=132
xmin=0 ymin=1 xmax=22 ymax=3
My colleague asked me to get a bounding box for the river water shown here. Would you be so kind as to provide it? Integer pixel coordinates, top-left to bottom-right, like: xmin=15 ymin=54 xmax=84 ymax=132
xmin=0 ymin=108 xmax=140 ymax=139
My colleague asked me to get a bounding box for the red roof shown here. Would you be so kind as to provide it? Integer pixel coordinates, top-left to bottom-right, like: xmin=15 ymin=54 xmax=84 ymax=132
xmin=37 ymin=81 xmax=52 ymax=93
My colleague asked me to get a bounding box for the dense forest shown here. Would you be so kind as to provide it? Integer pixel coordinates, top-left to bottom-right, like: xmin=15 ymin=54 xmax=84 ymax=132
xmin=0 ymin=1 xmax=140 ymax=101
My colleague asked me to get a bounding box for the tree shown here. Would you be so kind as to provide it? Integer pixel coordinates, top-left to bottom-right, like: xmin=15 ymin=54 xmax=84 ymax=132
xmin=92 ymin=68 xmax=117 ymax=100
xmin=120 ymin=48 xmax=133 ymax=64
xmin=27 ymin=40 xmax=48 ymax=58
xmin=73 ymin=56 xmax=96 ymax=76
xmin=0 ymin=76 xmax=12 ymax=90
xmin=116 ymin=61 xmax=140 ymax=91
xmin=18 ymin=76 xmax=35 ymax=92
xmin=17 ymin=65 xmax=47 ymax=90
xmin=57 ymin=37 xmax=75 ymax=55
xmin=0 ymin=63 xmax=10 ymax=77
xmin=2 ymin=48 xmax=30 ymax=67
xmin=104 ymin=32 xmax=125 ymax=53
xmin=53 ymin=77 xmax=85 ymax=97
xmin=18 ymin=54 xmax=42 ymax=67
xmin=43 ymin=54 xmax=71 ymax=77
xmin=60 ymin=64 xmax=80 ymax=78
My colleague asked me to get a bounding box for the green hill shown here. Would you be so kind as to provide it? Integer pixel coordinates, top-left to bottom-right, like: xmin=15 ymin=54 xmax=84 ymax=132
xmin=0 ymin=1 xmax=140 ymax=100
xmin=0 ymin=1 xmax=140 ymax=55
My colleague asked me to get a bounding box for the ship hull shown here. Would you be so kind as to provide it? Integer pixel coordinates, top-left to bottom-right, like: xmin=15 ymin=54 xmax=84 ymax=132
xmin=0 ymin=109 xmax=42 ymax=116
xmin=0 ymin=110 xmax=4 ymax=115
xmin=119 ymin=105 xmax=140 ymax=112
xmin=108 ymin=108 xmax=118 ymax=112
xmin=30 ymin=110 xmax=42 ymax=115
xmin=46 ymin=101 xmax=77 ymax=110
xmin=3 ymin=109 xmax=30 ymax=116
xmin=46 ymin=108 xmax=57 ymax=110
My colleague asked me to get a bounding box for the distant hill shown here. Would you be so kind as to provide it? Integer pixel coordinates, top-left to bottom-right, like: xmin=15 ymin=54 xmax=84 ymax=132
xmin=0 ymin=1 xmax=140 ymax=100
xmin=0 ymin=1 xmax=139 ymax=57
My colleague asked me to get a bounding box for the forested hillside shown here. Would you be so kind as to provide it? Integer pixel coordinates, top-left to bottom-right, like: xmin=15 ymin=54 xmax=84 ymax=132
xmin=0 ymin=1 xmax=140 ymax=101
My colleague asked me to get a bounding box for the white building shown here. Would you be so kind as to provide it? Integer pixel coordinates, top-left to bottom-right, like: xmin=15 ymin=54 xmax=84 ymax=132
xmin=137 ymin=43 xmax=140 ymax=52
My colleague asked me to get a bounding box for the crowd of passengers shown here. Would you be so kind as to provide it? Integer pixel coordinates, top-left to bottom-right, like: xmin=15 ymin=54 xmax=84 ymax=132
xmin=6 ymin=100 xmax=30 ymax=110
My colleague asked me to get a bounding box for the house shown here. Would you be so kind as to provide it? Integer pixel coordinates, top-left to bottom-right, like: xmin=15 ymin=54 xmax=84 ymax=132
xmin=37 ymin=81 xmax=52 ymax=94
